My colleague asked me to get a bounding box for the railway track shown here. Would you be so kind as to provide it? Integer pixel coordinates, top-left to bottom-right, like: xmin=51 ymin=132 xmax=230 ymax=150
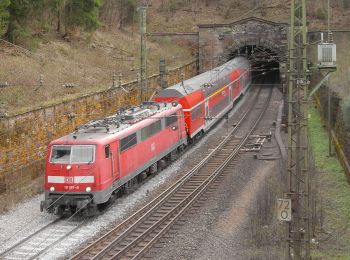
xmin=70 ymin=85 xmax=273 ymax=260
xmin=0 ymin=217 xmax=86 ymax=260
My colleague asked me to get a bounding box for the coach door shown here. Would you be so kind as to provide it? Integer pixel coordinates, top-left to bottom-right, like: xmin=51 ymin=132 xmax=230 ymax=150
xmin=229 ymin=85 xmax=232 ymax=103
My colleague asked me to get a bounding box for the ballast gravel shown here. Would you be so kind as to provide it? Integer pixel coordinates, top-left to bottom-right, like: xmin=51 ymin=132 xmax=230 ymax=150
xmin=0 ymin=87 xmax=254 ymax=259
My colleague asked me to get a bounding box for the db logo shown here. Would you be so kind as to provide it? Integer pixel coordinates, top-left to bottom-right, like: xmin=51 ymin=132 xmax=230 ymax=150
xmin=65 ymin=177 xmax=74 ymax=183
xmin=221 ymin=90 xmax=226 ymax=96
xmin=151 ymin=143 xmax=156 ymax=151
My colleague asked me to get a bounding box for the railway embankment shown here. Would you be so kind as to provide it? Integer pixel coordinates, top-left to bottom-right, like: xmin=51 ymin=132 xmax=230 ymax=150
xmin=0 ymin=60 xmax=198 ymax=213
xmin=308 ymin=107 xmax=350 ymax=259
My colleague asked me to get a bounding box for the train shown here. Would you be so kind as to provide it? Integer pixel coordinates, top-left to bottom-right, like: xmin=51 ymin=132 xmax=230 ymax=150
xmin=40 ymin=56 xmax=251 ymax=216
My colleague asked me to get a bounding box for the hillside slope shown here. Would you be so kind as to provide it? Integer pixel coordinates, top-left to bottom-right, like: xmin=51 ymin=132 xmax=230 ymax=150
xmin=0 ymin=0 xmax=349 ymax=115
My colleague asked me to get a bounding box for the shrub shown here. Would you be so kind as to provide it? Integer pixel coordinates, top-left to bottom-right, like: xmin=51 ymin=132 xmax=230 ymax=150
xmin=0 ymin=0 xmax=10 ymax=37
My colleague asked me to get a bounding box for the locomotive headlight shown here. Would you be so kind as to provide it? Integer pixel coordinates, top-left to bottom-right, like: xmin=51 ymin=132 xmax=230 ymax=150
xmin=85 ymin=187 xmax=91 ymax=192
xmin=50 ymin=186 xmax=55 ymax=192
xmin=66 ymin=165 xmax=72 ymax=170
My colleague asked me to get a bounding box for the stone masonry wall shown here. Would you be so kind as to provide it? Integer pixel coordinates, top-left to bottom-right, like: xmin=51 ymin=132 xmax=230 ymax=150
xmin=0 ymin=60 xmax=198 ymax=211
xmin=198 ymin=17 xmax=288 ymax=72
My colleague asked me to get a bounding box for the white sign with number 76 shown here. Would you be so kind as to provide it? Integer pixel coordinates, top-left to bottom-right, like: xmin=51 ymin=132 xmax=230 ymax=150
xmin=277 ymin=198 xmax=292 ymax=222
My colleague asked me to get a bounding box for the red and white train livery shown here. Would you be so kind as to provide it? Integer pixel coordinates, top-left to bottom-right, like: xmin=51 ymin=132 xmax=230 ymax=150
xmin=154 ymin=56 xmax=251 ymax=138
xmin=41 ymin=57 xmax=251 ymax=215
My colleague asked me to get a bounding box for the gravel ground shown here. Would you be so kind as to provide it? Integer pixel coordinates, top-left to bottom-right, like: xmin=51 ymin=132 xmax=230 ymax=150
xmin=0 ymin=86 xmax=257 ymax=259
xmin=146 ymin=85 xmax=285 ymax=260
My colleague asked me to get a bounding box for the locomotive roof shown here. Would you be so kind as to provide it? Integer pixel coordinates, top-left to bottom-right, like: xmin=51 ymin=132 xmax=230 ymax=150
xmin=156 ymin=56 xmax=249 ymax=98
xmin=53 ymin=102 xmax=179 ymax=143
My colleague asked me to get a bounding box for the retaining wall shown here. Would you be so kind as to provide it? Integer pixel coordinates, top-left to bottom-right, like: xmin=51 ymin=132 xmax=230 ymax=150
xmin=0 ymin=60 xmax=198 ymax=211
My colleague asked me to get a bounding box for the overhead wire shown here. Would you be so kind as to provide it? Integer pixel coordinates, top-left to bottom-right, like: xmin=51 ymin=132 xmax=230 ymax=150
xmin=1 ymin=1 xmax=286 ymax=251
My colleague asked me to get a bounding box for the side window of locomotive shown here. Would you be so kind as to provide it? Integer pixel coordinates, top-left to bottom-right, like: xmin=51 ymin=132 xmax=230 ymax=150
xmin=120 ymin=133 xmax=137 ymax=152
xmin=141 ymin=120 xmax=162 ymax=141
xmin=165 ymin=113 xmax=177 ymax=127
xmin=105 ymin=144 xmax=110 ymax=158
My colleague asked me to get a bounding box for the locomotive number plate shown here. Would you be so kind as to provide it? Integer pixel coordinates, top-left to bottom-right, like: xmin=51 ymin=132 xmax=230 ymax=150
xmin=64 ymin=185 xmax=80 ymax=190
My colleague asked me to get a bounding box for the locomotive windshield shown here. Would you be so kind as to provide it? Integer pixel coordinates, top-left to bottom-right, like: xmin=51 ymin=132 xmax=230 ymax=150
xmin=50 ymin=145 xmax=95 ymax=164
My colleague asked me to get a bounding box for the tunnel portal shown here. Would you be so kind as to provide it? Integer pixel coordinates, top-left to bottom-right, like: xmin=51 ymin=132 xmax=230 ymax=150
xmin=198 ymin=17 xmax=288 ymax=87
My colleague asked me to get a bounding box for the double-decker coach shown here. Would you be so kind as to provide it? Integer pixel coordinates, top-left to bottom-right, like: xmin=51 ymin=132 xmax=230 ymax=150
xmin=154 ymin=56 xmax=251 ymax=139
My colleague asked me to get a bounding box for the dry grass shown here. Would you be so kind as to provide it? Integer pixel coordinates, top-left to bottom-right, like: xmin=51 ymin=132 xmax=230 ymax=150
xmin=148 ymin=0 xmax=290 ymax=32
xmin=309 ymin=107 xmax=350 ymax=259
xmin=148 ymin=0 xmax=350 ymax=32
xmin=0 ymin=0 xmax=349 ymax=115
xmin=328 ymin=33 xmax=350 ymax=98
xmin=0 ymin=29 xmax=192 ymax=115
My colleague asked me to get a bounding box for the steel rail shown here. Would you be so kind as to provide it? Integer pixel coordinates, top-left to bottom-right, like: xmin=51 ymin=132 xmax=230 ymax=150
xmin=71 ymin=85 xmax=272 ymax=260
xmin=132 ymin=86 xmax=273 ymax=259
xmin=118 ymin=87 xmax=273 ymax=260
xmin=70 ymin=87 xmax=262 ymax=260
xmin=0 ymin=218 xmax=61 ymax=258
xmin=71 ymin=89 xmax=260 ymax=260
xmin=0 ymin=217 xmax=85 ymax=260
xmin=28 ymin=221 xmax=86 ymax=260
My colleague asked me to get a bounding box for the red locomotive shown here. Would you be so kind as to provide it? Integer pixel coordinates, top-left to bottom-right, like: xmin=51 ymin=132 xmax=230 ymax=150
xmin=41 ymin=57 xmax=251 ymax=216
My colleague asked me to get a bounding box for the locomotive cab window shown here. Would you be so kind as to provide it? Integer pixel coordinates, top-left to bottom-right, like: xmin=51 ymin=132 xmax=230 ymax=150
xmin=50 ymin=145 xmax=70 ymax=163
xmin=50 ymin=145 xmax=95 ymax=164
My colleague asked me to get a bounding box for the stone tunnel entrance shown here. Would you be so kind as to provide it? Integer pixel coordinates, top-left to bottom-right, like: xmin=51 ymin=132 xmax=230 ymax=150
xmin=227 ymin=45 xmax=281 ymax=85
xmin=197 ymin=17 xmax=288 ymax=87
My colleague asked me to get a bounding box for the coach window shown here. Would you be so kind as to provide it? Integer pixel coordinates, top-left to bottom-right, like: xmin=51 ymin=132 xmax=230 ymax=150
xmin=105 ymin=144 xmax=110 ymax=158
xmin=120 ymin=133 xmax=137 ymax=152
